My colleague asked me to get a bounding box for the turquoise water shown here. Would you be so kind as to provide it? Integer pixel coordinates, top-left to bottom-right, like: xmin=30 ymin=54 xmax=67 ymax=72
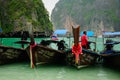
xmin=0 ymin=38 xmax=45 ymax=48
xmin=0 ymin=63 xmax=119 ymax=80
xmin=0 ymin=37 xmax=120 ymax=51
xmin=0 ymin=37 xmax=120 ymax=80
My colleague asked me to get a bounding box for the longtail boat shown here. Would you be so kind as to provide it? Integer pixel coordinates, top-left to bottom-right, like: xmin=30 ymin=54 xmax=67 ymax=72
xmin=26 ymin=42 xmax=66 ymax=65
xmin=0 ymin=45 xmax=29 ymax=64
xmin=0 ymin=27 xmax=99 ymax=69
xmin=28 ymin=25 xmax=99 ymax=69
xmin=65 ymin=25 xmax=99 ymax=68
xmin=100 ymin=39 xmax=120 ymax=68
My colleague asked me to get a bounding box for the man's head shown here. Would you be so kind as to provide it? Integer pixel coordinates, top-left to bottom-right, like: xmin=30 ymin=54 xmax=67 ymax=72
xmin=83 ymin=31 xmax=87 ymax=35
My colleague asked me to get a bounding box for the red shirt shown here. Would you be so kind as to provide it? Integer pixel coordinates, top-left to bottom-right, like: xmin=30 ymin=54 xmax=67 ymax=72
xmin=81 ymin=34 xmax=88 ymax=46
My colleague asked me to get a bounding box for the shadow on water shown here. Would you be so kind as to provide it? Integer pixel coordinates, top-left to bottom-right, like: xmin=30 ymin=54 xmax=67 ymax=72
xmin=36 ymin=63 xmax=67 ymax=69
xmin=102 ymin=64 xmax=120 ymax=72
xmin=36 ymin=63 xmax=104 ymax=72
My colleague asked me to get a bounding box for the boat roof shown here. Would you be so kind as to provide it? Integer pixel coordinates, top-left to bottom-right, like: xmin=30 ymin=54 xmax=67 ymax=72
xmin=103 ymin=32 xmax=120 ymax=36
xmin=80 ymin=31 xmax=94 ymax=37
xmin=54 ymin=29 xmax=67 ymax=35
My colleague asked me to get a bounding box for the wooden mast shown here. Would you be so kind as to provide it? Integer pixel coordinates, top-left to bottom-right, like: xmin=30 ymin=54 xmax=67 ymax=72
xmin=72 ymin=25 xmax=80 ymax=45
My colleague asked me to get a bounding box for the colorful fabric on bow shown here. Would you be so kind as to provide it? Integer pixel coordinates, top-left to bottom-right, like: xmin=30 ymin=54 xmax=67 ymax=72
xmin=72 ymin=43 xmax=82 ymax=64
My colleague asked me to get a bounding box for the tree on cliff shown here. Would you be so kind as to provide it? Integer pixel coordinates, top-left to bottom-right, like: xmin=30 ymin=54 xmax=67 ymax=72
xmin=0 ymin=0 xmax=53 ymax=33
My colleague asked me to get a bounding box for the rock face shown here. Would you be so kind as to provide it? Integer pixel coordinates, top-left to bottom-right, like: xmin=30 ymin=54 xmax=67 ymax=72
xmin=0 ymin=0 xmax=53 ymax=33
xmin=0 ymin=46 xmax=29 ymax=64
xmin=51 ymin=0 xmax=120 ymax=32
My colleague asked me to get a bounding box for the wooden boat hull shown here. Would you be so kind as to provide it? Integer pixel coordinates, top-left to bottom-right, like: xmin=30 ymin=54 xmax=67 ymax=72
xmin=0 ymin=45 xmax=29 ymax=64
xmin=29 ymin=44 xmax=99 ymax=68
xmin=27 ymin=45 xmax=66 ymax=65
xmin=101 ymin=53 xmax=120 ymax=68
xmin=66 ymin=48 xmax=99 ymax=67
xmin=100 ymin=39 xmax=120 ymax=68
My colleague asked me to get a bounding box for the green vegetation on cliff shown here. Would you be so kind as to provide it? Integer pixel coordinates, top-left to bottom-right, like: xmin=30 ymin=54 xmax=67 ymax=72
xmin=0 ymin=0 xmax=53 ymax=33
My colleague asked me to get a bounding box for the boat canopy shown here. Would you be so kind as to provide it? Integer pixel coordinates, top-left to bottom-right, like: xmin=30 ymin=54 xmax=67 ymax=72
xmin=54 ymin=29 xmax=67 ymax=35
xmin=80 ymin=31 xmax=94 ymax=37
xmin=103 ymin=32 xmax=120 ymax=37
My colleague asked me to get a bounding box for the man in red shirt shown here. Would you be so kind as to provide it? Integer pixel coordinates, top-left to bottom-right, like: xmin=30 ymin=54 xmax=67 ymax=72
xmin=81 ymin=31 xmax=88 ymax=49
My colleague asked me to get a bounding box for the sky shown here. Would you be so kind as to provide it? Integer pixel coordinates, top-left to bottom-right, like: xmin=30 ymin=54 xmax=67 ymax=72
xmin=42 ymin=0 xmax=59 ymax=16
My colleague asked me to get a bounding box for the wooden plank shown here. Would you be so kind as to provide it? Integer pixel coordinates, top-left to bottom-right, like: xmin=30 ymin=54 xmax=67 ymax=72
xmin=76 ymin=65 xmax=89 ymax=69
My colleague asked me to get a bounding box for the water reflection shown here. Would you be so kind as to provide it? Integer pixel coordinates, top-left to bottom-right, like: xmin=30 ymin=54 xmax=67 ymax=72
xmin=0 ymin=63 xmax=119 ymax=80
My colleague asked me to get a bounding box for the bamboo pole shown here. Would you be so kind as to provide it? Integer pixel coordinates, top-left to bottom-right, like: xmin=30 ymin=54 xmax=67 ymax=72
xmin=27 ymin=22 xmax=35 ymax=68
